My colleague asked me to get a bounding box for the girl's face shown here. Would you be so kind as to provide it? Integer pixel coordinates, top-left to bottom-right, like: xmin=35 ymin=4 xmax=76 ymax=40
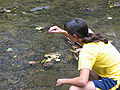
xmin=68 ymin=34 xmax=78 ymax=43
xmin=68 ymin=33 xmax=83 ymax=45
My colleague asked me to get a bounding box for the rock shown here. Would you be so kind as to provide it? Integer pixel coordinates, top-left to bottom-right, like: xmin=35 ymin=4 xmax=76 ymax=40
xmin=30 ymin=6 xmax=50 ymax=12
xmin=29 ymin=61 xmax=36 ymax=65
xmin=43 ymin=62 xmax=54 ymax=68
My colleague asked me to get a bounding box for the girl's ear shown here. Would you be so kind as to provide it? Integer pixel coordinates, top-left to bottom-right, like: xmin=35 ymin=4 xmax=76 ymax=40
xmin=73 ymin=34 xmax=78 ymax=39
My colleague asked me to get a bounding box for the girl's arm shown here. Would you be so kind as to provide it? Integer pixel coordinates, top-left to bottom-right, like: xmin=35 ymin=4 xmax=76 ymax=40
xmin=48 ymin=26 xmax=71 ymax=38
xmin=56 ymin=69 xmax=90 ymax=87
xmin=49 ymin=26 xmax=94 ymax=39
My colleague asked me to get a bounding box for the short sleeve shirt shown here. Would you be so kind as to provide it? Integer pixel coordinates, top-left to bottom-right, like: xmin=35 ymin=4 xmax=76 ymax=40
xmin=78 ymin=42 xmax=120 ymax=80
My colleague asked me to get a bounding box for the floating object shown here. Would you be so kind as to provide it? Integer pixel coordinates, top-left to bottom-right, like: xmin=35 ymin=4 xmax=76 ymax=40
xmin=110 ymin=6 xmax=114 ymax=8
xmin=107 ymin=17 xmax=112 ymax=20
xmin=41 ymin=59 xmax=46 ymax=64
xmin=6 ymin=10 xmax=11 ymax=12
xmin=17 ymin=65 xmax=21 ymax=68
xmin=72 ymin=45 xmax=78 ymax=49
xmin=85 ymin=8 xmax=94 ymax=12
xmin=70 ymin=48 xmax=81 ymax=53
xmin=67 ymin=37 xmax=74 ymax=44
xmin=70 ymin=49 xmax=80 ymax=60
xmin=70 ymin=44 xmax=82 ymax=60
xmin=113 ymin=2 xmax=120 ymax=8
xmin=44 ymin=52 xmax=61 ymax=61
xmin=13 ymin=55 xmax=17 ymax=58
xmin=66 ymin=37 xmax=82 ymax=48
xmin=55 ymin=58 xmax=60 ymax=62
xmin=22 ymin=12 xmax=27 ymax=14
xmin=36 ymin=26 xmax=44 ymax=31
xmin=30 ymin=6 xmax=50 ymax=12
xmin=41 ymin=52 xmax=61 ymax=68
xmin=29 ymin=61 xmax=37 ymax=65
xmin=71 ymin=44 xmax=82 ymax=53
xmin=12 ymin=64 xmax=15 ymax=66
xmin=6 ymin=48 xmax=13 ymax=51
xmin=67 ymin=36 xmax=82 ymax=60
xmin=109 ymin=2 xmax=120 ymax=8
xmin=0 ymin=8 xmax=11 ymax=13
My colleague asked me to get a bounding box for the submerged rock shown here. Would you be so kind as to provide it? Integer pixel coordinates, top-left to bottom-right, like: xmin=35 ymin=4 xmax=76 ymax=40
xmin=43 ymin=62 xmax=54 ymax=68
xmin=30 ymin=6 xmax=50 ymax=12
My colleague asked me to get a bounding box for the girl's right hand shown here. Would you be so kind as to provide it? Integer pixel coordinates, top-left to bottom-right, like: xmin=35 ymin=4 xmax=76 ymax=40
xmin=48 ymin=26 xmax=66 ymax=34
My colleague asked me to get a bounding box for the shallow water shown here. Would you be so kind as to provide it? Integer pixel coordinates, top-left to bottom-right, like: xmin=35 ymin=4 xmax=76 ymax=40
xmin=0 ymin=0 xmax=120 ymax=90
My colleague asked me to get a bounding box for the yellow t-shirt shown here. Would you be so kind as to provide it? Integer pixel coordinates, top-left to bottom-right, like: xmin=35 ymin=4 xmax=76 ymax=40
xmin=78 ymin=41 xmax=120 ymax=80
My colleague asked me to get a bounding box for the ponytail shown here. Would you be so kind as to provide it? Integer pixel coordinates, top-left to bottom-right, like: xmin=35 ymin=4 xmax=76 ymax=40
xmin=82 ymin=33 xmax=108 ymax=44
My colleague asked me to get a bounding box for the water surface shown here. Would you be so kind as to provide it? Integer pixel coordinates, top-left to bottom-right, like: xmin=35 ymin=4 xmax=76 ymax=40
xmin=0 ymin=0 xmax=120 ymax=90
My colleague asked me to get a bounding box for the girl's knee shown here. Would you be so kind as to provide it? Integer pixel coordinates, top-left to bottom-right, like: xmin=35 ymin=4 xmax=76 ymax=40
xmin=69 ymin=82 xmax=95 ymax=90
xmin=69 ymin=86 xmax=74 ymax=90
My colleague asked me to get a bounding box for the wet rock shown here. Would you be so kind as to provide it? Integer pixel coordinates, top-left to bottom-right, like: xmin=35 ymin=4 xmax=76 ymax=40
xmin=106 ymin=32 xmax=116 ymax=37
xmin=113 ymin=2 xmax=120 ymax=8
xmin=109 ymin=2 xmax=120 ymax=8
xmin=85 ymin=8 xmax=94 ymax=12
xmin=30 ymin=6 xmax=50 ymax=12
xmin=29 ymin=61 xmax=36 ymax=65
xmin=43 ymin=62 xmax=54 ymax=68
xmin=109 ymin=40 xmax=116 ymax=46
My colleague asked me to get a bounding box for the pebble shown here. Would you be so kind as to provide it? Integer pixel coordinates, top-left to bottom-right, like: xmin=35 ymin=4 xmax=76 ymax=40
xmin=29 ymin=61 xmax=36 ymax=65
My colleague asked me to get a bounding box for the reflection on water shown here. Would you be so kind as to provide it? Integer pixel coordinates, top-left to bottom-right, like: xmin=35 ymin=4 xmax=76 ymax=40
xmin=0 ymin=0 xmax=120 ymax=89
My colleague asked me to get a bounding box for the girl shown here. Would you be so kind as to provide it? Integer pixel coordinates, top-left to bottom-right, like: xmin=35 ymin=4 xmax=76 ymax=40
xmin=48 ymin=18 xmax=120 ymax=90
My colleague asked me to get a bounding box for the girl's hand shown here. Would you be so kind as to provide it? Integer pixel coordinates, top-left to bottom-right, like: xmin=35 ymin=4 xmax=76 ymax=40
xmin=56 ymin=79 xmax=65 ymax=87
xmin=48 ymin=26 xmax=66 ymax=34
